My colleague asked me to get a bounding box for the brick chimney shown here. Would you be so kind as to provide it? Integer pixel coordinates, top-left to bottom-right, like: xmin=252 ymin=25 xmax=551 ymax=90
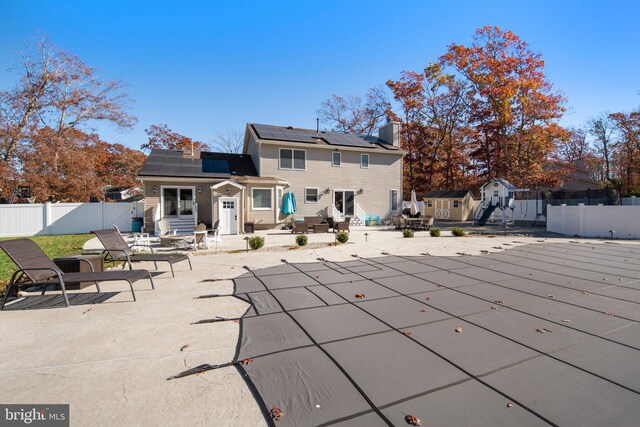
xmin=378 ymin=122 xmax=400 ymax=147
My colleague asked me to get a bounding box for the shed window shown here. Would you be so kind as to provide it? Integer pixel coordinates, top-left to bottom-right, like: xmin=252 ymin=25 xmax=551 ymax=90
xmin=427 ymin=200 xmax=433 ymax=208
xmin=360 ymin=154 xmax=369 ymax=168
xmin=453 ymin=200 xmax=460 ymax=208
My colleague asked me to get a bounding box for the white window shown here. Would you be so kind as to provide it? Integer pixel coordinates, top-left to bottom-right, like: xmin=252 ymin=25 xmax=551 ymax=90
xmin=361 ymin=154 xmax=369 ymax=168
xmin=453 ymin=200 xmax=460 ymax=208
xmin=252 ymin=188 xmax=272 ymax=210
xmin=279 ymin=148 xmax=306 ymax=170
xmin=332 ymin=151 xmax=341 ymax=167
xmin=305 ymin=188 xmax=319 ymax=203
xmin=390 ymin=189 xmax=399 ymax=211
xmin=427 ymin=200 xmax=433 ymax=208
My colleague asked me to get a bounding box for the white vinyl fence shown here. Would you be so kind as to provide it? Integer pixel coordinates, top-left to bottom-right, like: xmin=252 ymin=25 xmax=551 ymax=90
xmin=0 ymin=201 xmax=144 ymax=237
xmin=547 ymin=204 xmax=640 ymax=238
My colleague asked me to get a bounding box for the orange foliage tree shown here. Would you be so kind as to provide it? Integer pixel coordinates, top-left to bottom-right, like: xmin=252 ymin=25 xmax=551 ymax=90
xmin=142 ymin=124 xmax=210 ymax=152
xmin=440 ymin=25 xmax=568 ymax=188
xmin=0 ymin=37 xmax=142 ymax=202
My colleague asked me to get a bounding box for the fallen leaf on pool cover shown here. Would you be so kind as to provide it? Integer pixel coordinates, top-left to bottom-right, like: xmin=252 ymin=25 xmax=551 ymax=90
xmin=581 ymin=291 xmax=590 ymax=295
xmin=420 ymin=309 xmax=428 ymax=313
xmin=561 ymin=319 xmax=571 ymax=323
xmin=455 ymin=327 xmax=463 ymax=333
xmin=507 ymin=402 xmax=514 ymax=408
xmin=405 ymin=414 xmax=421 ymax=425
xmin=494 ymin=300 xmax=505 ymax=304
xmin=180 ymin=345 xmax=190 ymax=352
xmin=403 ymin=331 xmax=413 ymax=335
xmin=425 ymin=296 xmax=432 ymax=301
xmin=605 ymin=312 xmax=614 ymax=316
xmin=547 ymin=294 xmax=555 ymax=298
xmin=270 ymin=407 xmax=283 ymax=420
xmin=355 ymin=293 xmax=366 ymax=299
xmin=240 ymin=358 xmax=253 ymax=365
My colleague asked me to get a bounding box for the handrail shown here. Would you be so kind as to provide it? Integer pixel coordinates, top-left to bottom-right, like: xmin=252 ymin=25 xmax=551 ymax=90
xmin=193 ymin=202 xmax=198 ymax=226
xmin=356 ymin=203 xmax=366 ymax=225
xmin=332 ymin=204 xmax=342 ymax=222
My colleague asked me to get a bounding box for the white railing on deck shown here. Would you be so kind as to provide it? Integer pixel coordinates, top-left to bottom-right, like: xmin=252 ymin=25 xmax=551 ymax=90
xmin=193 ymin=202 xmax=199 ymax=226
xmin=332 ymin=204 xmax=342 ymax=222
xmin=356 ymin=203 xmax=366 ymax=225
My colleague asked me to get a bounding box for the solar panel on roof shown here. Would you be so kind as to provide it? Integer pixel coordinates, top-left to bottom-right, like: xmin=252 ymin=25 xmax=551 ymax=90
xmin=322 ymin=132 xmax=376 ymax=148
xmin=202 ymin=159 xmax=230 ymax=174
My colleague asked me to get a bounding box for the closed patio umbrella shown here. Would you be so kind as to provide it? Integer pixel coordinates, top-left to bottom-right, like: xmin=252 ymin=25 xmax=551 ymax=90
xmin=410 ymin=189 xmax=419 ymax=216
xmin=282 ymin=191 xmax=297 ymax=227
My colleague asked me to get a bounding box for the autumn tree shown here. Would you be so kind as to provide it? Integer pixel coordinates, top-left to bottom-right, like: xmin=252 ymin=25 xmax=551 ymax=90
xmin=0 ymin=36 xmax=139 ymax=202
xmin=440 ymin=25 xmax=567 ymax=188
xmin=609 ymin=111 xmax=640 ymax=193
xmin=142 ymin=124 xmax=210 ymax=152
xmin=557 ymin=127 xmax=591 ymax=163
xmin=318 ymin=86 xmax=390 ymax=135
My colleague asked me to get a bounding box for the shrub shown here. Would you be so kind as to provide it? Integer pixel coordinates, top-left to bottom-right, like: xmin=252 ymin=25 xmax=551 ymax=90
xmin=402 ymin=228 xmax=414 ymax=238
xmin=336 ymin=231 xmax=349 ymax=243
xmin=451 ymin=227 xmax=466 ymax=237
xmin=248 ymin=236 xmax=264 ymax=250
xmin=430 ymin=227 xmax=441 ymax=237
xmin=295 ymin=234 xmax=308 ymax=246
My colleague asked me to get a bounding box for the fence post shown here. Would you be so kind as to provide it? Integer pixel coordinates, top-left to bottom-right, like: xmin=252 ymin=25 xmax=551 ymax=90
xmin=43 ymin=202 xmax=51 ymax=235
xmin=578 ymin=203 xmax=585 ymax=236
xmin=560 ymin=204 xmax=567 ymax=235
xmin=101 ymin=202 xmax=106 ymax=229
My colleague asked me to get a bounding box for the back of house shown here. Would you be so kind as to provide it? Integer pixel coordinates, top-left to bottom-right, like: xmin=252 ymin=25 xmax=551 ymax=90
xmin=137 ymin=122 xmax=405 ymax=234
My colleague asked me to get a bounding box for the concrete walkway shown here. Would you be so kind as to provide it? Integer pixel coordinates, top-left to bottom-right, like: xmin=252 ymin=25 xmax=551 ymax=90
xmin=0 ymin=230 xmax=634 ymax=426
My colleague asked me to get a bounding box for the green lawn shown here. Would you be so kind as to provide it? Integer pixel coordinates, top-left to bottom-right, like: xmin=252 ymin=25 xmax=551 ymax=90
xmin=0 ymin=234 xmax=93 ymax=297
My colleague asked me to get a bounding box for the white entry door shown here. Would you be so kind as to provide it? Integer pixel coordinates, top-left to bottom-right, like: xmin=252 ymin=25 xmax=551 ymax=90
xmin=219 ymin=197 xmax=238 ymax=235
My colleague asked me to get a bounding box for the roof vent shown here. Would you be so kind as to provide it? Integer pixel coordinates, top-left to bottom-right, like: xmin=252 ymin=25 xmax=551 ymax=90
xmin=287 ymin=126 xmax=295 ymax=130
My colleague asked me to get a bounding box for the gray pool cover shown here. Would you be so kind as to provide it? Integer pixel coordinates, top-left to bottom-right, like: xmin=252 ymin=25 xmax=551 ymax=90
xmin=205 ymin=243 xmax=640 ymax=426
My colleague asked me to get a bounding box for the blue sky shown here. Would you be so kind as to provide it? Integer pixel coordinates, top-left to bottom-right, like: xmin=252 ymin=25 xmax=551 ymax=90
xmin=1 ymin=0 xmax=639 ymax=150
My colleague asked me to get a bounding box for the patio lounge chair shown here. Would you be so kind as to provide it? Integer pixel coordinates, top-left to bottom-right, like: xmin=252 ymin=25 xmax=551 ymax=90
xmin=0 ymin=239 xmax=154 ymax=310
xmin=92 ymin=229 xmax=192 ymax=277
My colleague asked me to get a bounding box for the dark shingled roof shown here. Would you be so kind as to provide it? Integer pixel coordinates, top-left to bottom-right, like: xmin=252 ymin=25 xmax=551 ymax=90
xmin=251 ymin=123 xmax=401 ymax=151
xmin=424 ymin=189 xmax=473 ymax=199
xmin=138 ymin=149 xmax=258 ymax=178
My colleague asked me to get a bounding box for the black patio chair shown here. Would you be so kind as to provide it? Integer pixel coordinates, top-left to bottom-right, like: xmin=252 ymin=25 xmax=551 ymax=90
xmin=0 ymin=239 xmax=154 ymax=310
xmin=92 ymin=229 xmax=192 ymax=277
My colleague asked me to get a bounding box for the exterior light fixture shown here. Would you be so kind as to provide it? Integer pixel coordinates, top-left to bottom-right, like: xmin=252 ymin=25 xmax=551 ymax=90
xmin=226 ymin=187 xmax=231 ymax=196
xmin=323 ymin=188 xmax=331 ymax=195
xmin=153 ymin=185 xmax=157 ymax=194
xmin=198 ymin=186 xmax=202 ymax=194
xmin=356 ymin=188 xmax=364 ymax=195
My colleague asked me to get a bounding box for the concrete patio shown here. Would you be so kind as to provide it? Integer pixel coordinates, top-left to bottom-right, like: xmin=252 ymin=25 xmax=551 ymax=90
xmin=1 ymin=228 xmax=639 ymax=426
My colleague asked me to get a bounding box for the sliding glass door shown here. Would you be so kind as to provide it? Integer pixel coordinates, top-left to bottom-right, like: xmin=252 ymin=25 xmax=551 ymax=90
xmin=162 ymin=187 xmax=194 ymax=219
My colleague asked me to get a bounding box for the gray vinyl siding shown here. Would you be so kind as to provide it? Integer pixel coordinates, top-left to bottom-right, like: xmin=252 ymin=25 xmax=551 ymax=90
xmin=259 ymin=144 xmax=403 ymax=221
